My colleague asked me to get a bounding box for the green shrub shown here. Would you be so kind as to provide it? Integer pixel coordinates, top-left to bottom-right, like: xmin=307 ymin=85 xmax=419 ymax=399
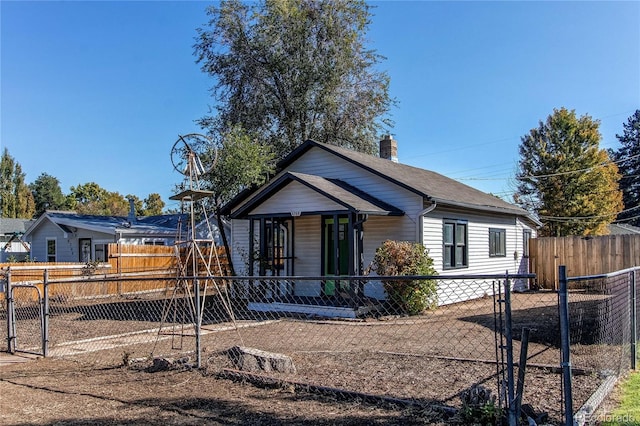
xmin=371 ymin=240 xmax=438 ymax=315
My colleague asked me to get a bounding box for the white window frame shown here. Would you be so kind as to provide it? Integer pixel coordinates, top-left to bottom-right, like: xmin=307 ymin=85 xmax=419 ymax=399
xmin=46 ymin=238 xmax=57 ymax=262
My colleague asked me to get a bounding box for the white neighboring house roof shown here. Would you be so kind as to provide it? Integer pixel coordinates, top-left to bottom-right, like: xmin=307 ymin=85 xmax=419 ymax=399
xmin=608 ymin=223 xmax=640 ymax=235
xmin=1 ymin=218 xmax=35 ymax=236
xmin=23 ymin=211 xmax=186 ymax=240
xmin=1 ymin=218 xmax=34 ymax=252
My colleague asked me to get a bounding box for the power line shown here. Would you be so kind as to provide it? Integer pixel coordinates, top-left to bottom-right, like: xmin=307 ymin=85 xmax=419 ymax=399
xmin=538 ymin=205 xmax=640 ymax=222
xmin=452 ymin=153 xmax=640 ymax=183
xmin=519 ymin=153 xmax=640 ymax=180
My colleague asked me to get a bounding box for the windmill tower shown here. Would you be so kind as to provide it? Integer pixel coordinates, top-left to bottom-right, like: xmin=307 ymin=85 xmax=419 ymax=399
xmin=157 ymin=134 xmax=236 ymax=367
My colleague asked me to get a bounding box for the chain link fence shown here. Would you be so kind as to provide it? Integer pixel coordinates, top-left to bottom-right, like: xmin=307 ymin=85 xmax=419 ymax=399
xmin=564 ymin=267 xmax=639 ymax=426
xmin=2 ymin=265 xmax=637 ymax=425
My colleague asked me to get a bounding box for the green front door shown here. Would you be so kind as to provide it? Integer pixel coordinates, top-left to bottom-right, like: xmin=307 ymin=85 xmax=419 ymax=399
xmin=323 ymin=217 xmax=350 ymax=296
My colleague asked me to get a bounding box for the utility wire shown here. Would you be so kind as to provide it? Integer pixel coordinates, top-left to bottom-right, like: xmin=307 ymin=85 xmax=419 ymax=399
xmin=454 ymin=153 xmax=640 ymax=182
xmin=518 ymin=153 xmax=640 ymax=180
xmin=538 ymin=205 xmax=640 ymax=221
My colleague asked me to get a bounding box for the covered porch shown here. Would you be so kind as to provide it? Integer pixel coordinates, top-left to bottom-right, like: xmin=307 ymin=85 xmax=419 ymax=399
xmin=230 ymin=172 xmax=403 ymax=317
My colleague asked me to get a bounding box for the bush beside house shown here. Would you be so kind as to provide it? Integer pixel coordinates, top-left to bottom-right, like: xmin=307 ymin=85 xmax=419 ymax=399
xmin=371 ymin=240 xmax=438 ymax=315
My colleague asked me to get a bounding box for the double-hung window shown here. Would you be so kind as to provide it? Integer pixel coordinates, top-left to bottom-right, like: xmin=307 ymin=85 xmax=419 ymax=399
xmin=489 ymin=228 xmax=506 ymax=257
xmin=443 ymin=220 xmax=467 ymax=269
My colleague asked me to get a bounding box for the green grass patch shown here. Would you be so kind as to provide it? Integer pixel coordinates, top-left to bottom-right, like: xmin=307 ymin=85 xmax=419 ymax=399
xmin=601 ymin=371 xmax=640 ymax=425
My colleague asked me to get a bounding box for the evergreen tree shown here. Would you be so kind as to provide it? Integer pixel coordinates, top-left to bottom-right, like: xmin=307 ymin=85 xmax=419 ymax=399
xmin=143 ymin=193 xmax=165 ymax=216
xmin=515 ymin=108 xmax=623 ymax=236
xmin=611 ymin=110 xmax=640 ymax=226
xmin=0 ymin=148 xmax=35 ymax=218
xmin=30 ymin=173 xmax=69 ymax=216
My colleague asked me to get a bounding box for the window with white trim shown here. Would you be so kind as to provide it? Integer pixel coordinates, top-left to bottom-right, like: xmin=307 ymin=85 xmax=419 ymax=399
xmin=523 ymin=230 xmax=532 ymax=258
xmin=46 ymin=238 xmax=56 ymax=262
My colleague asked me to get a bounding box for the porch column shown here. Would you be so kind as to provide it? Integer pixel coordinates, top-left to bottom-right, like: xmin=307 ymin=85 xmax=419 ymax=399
xmin=332 ymin=214 xmax=340 ymax=276
xmin=347 ymin=212 xmax=356 ymax=276
xmin=248 ymin=218 xmax=255 ymax=276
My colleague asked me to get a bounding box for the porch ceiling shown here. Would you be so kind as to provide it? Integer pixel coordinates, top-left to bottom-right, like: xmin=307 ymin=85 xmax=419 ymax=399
xmin=231 ymin=171 xmax=404 ymax=218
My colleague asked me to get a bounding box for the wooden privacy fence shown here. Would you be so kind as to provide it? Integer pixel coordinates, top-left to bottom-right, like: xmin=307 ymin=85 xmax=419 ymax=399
xmin=1 ymin=243 xmax=229 ymax=300
xmin=529 ymin=234 xmax=640 ymax=289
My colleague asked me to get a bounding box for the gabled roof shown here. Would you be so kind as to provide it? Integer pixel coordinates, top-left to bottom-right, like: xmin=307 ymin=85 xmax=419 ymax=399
xmin=224 ymin=139 xmax=537 ymax=222
xmin=608 ymin=223 xmax=640 ymax=235
xmin=23 ymin=211 xmax=186 ymax=239
xmin=289 ymin=140 xmax=529 ymax=216
xmin=0 ymin=218 xmax=35 ymax=235
xmin=231 ymin=171 xmax=404 ymax=218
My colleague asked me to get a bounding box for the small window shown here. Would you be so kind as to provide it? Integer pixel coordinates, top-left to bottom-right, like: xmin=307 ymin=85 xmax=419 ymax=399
xmin=46 ymin=238 xmax=56 ymax=262
xmin=523 ymin=230 xmax=532 ymax=258
xmin=489 ymin=228 xmax=506 ymax=257
xmin=95 ymin=244 xmax=108 ymax=262
xmin=443 ymin=220 xmax=467 ymax=269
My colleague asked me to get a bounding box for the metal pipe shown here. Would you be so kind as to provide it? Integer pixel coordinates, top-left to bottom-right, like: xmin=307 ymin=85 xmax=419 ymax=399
xmin=559 ymin=265 xmax=574 ymax=425
xmin=416 ymin=201 xmax=437 ymax=245
xmin=503 ymin=275 xmax=516 ymax=426
xmin=631 ymin=270 xmax=637 ymax=371
xmin=43 ymin=269 xmax=50 ymax=357
xmin=514 ymin=327 xmax=530 ymax=420
xmin=5 ymin=268 xmax=15 ymax=353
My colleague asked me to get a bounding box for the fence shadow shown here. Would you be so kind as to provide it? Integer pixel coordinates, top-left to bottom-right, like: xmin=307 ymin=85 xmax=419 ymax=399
xmin=459 ymin=298 xmax=615 ymax=347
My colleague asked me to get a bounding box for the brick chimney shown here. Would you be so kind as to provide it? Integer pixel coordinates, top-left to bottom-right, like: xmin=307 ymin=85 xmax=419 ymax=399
xmin=379 ymin=134 xmax=398 ymax=162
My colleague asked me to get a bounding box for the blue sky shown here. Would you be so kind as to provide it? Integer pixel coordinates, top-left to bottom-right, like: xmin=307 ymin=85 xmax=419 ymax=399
xmin=2 ymin=1 xmax=638 ymax=213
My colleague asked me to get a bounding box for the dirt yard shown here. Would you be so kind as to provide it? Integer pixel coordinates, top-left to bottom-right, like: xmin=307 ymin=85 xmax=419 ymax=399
xmin=0 ymin=352 xmax=601 ymax=426
xmin=0 ymin=291 xmax=621 ymax=425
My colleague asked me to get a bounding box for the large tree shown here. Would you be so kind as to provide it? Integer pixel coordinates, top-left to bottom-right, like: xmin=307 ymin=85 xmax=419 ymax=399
xmin=194 ymin=0 xmax=393 ymax=159
xmin=0 ymin=148 xmax=35 ymax=218
xmin=203 ymin=125 xmax=276 ymax=275
xmin=515 ymin=108 xmax=623 ymax=236
xmin=30 ymin=173 xmax=69 ymax=216
xmin=68 ymin=182 xmax=129 ymax=216
xmin=611 ymin=110 xmax=640 ymax=226
xmin=143 ymin=193 xmax=165 ymax=216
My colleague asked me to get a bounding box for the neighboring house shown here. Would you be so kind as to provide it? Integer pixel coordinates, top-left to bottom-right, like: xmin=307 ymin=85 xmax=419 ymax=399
xmin=23 ymin=207 xmax=232 ymax=263
xmin=195 ymin=214 xmax=231 ymax=246
xmin=608 ymin=223 xmax=640 ymax=235
xmin=1 ymin=218 xmax=34 ymax=262
xmin=223 ymin=137 xmax=540 ymax=314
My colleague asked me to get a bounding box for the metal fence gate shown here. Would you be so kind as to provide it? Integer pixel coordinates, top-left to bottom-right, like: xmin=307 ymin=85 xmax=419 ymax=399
xmin=5 ymin=277 xmax=46 ymax=356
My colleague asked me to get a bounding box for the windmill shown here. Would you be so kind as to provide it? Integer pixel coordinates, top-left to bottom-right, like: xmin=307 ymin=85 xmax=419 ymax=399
xmin=156 ymin=134 xmax=237 ymax=367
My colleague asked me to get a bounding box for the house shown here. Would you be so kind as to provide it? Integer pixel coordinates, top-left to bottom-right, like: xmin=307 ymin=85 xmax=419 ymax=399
xmin=1 ymin=218 xmax=34 ymax=262
xmin=608 ymin=223 xmax=640 ymax=235
xmin=223 ymin=137 xmax=540 ymax=315
xmin=23 ymin=210 xmax=186 ymax=263
xmin=24 ymin=206 xmax=231 ymax=264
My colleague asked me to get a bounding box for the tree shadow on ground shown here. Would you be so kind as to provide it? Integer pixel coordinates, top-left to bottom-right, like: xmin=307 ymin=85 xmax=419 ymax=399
xmin=5 ymin=375 xmax=457 ymax=426
xmin=46 ymin=294 xmax=264 ymax=325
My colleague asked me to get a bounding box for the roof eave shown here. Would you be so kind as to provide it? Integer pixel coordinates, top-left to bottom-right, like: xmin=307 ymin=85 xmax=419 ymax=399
xmin=431 ymin=198 xmax=535 ymax=219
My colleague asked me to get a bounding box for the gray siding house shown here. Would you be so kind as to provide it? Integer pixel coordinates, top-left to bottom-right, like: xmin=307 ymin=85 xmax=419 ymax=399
xmin=224 ymin=137 xmax=539 ymax=313
xmin=1 ymin=218 xmax=34 ymax=262
xmin=23 ymin=211 xmax=185 ymax=263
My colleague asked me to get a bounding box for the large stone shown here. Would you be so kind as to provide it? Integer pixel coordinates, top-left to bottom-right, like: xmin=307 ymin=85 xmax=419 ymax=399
xmin=228 ymin=346 xmax=296 ymax=374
